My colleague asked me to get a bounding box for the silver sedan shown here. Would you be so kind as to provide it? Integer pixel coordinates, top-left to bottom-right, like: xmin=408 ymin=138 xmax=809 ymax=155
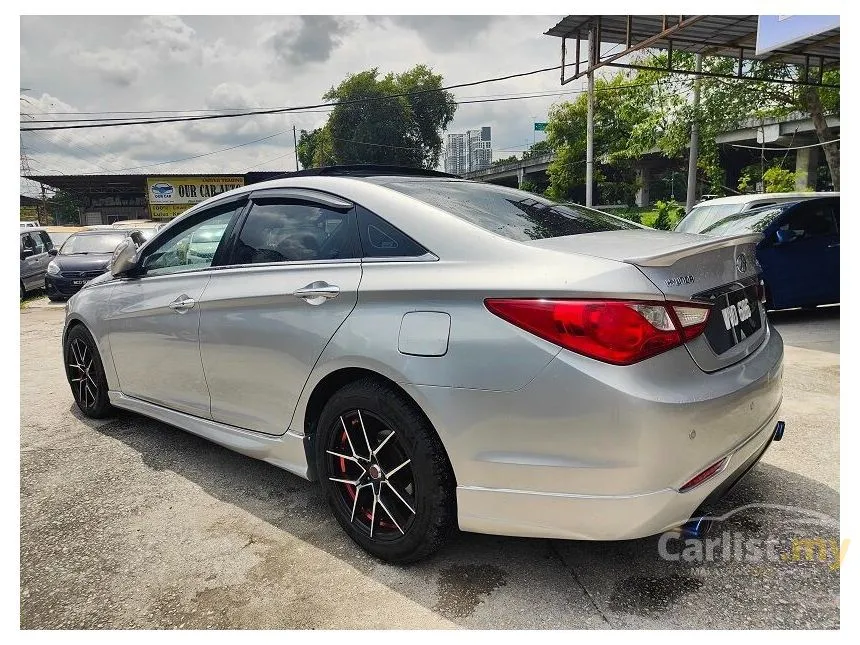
xmin=62 ymin=169 xmax=784 ymax=563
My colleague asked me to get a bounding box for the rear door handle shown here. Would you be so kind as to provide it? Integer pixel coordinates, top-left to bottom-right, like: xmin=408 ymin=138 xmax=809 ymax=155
xmin=293 ymin=281 xmax=340 ymax=303
xmin=828 ymin=243 xmax=840 ymax=248
xmin=168 ymin=294 xmax=196 ymax=313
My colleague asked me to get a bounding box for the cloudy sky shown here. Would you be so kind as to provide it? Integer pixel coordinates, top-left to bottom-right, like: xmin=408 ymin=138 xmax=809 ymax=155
xmin=19 ymin=15 xmax=594 ymax=195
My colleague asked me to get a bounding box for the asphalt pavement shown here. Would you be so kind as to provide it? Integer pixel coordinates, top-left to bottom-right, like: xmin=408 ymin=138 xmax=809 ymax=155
xmin=20 ymin=300 xmax=840 ymax=629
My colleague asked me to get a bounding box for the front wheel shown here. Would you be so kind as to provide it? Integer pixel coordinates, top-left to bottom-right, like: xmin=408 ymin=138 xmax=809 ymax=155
xmin=64 ymin=325 xmax=113 ymax=419
xmin=315 ymin=378 xmax=456 ymax=563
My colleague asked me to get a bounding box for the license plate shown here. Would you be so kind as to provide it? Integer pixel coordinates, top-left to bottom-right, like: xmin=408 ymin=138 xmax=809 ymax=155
xmin=703 ymin=284 xmax=762 ymax=355
xmin=73 ymin=280 xmax=86 ymax=285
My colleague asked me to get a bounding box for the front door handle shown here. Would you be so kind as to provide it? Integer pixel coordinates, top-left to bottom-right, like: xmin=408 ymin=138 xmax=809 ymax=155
xmin=293 ymin=281 xmax=340 ymax=304
xmin=168 ymin=294 xmax=196 ymax=313
xmin=828 ymin=243 xmax=840 ymax=248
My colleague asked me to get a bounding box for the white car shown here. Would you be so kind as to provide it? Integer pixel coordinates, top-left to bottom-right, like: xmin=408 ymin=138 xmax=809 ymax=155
xmin=675 ymin=192 xmax=838 ymax=234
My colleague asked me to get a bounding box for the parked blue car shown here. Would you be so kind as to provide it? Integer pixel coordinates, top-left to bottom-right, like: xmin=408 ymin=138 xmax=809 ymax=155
xmin=700 ymin=196 xmax=839 ymax=310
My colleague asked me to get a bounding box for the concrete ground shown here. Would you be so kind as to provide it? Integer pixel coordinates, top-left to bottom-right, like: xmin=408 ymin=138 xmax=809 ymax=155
xmin=20 ymin=300 xmax=839 ymax=629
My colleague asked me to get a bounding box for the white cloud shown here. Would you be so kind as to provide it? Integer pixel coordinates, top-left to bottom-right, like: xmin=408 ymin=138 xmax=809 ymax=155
xmin=20 ymin=15 xmax=569 ymax=178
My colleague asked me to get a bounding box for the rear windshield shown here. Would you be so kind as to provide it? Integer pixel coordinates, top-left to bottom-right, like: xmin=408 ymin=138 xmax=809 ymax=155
xmin=700 ymin=206 xmax=789 ymax=236
xmin=60 ymin=233 xmax=127 ymax=255
xmin=380 ymin=180 xmax=637 ymax=242
xmin=675 ymin=203 xmax=748 ymax=233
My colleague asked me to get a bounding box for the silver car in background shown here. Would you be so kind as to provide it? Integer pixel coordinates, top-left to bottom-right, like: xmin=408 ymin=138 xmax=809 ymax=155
xmin=63 ymin=168 xmax=784 ymax=563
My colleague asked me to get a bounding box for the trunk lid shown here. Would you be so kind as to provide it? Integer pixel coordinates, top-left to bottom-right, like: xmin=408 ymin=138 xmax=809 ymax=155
xmin=527 ymin=230 xmax=767 ymax=371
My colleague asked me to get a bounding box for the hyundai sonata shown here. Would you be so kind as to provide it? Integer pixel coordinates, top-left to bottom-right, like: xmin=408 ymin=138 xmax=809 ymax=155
xmin=63 ymin=167 xmax=784 ymax=563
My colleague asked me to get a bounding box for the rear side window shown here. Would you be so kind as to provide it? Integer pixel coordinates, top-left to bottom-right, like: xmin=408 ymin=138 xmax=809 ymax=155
xmin=356 ymin=206 xmax=429 ymax=258
xmin=380 ymin=180 xmax=636 ymax=242
xmin=232 ymin=199 xmax=359 ymax=264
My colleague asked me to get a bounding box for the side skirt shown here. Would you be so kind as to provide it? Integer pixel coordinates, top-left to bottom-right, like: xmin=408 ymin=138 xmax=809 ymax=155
xmin=108 ymin=390 xmax=310 ymax=480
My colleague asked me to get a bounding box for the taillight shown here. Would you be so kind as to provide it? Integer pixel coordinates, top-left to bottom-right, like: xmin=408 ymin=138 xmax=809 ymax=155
xmin=484 ymin=299 xmax=711 ymax=366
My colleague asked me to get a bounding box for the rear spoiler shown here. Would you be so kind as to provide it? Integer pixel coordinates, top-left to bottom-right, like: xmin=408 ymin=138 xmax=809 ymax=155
xmin=623 ymin=233 xmax=762 ymax=268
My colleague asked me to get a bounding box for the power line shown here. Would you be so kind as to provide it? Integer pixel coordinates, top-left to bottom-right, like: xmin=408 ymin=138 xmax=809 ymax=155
xmin=85 ymin=129 xmax=291 ymax=174
xmin=20 ymin=62 xmax=658 ymax=132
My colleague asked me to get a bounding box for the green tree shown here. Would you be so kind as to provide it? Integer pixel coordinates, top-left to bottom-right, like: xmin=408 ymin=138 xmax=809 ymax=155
xmin=321 ymin=65 xmax=456 ymax=169
xmin=545 ymin=73 xmax=644 ymax=203
xmin=762 ymin=166 xmax=798 ymax=193
xmin=522 ymin=139 xmax=551 ymax=159
xmin=544 ymin=52 xmax=839 ymax=200
xmin=46 ymin=189 xmax=83 ymax=225
xmin=296 ymin=127 xmax=336 ymax=169
xmin=493 ymin=155 xmax=519 ymax=166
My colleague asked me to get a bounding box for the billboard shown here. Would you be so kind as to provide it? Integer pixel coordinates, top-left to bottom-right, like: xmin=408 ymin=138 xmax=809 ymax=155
xmin=756 ymin=15 xmax=839 ymax=56
xmin=146 ymin=176 xmax=244 ymax=219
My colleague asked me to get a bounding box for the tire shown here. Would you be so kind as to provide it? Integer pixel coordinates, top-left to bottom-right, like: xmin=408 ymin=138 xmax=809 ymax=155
xmin=315 ymin=378 xmax=456 ymax=564
xmin=48 ymin=296 xmax=65 ymax=302
xmin=20 ymin=282 xmax=25 ymax=300
xmin=64 ymin=325 xmax=113 ymax=419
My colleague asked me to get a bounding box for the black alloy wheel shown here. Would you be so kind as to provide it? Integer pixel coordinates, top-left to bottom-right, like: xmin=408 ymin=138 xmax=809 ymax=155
xmin=64 ymin=325 xmax=113 ymax=419
xmin=316 ymin=378 xmax=456 ymax=563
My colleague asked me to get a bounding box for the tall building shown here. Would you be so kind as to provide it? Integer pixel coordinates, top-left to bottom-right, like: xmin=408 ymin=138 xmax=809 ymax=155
xmin=444 ymin=127 xmax=492 ymax=173
xmin=444 ymin=133 xmax=467 ymax=174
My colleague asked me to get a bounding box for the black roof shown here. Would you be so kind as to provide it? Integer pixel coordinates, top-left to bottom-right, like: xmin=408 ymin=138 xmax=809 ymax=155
xmin=285 ymin=165 xmax=461 ymax=179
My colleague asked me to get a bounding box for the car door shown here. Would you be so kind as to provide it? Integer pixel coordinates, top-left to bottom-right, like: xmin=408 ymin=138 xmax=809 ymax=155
xmin=198 ymin=189 xmax=362 ymax=435
xmin=759 ymin=199 xmax=840 ymax=308
xmin=105 ymin=198 xmax=246 ymax=417
xmin=20 ymin=231 xmax=52 ymax=290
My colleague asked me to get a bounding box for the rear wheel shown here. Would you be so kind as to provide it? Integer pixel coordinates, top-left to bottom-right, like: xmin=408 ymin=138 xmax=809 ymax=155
xmin=64 ymin=325 xmax=113 ymax=419
xmin=315 ymin=378 xmax=456 ymax=563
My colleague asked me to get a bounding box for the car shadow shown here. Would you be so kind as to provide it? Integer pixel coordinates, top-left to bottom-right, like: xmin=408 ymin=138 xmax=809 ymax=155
xmin=74 ymin=406 xmax=840 ymax=629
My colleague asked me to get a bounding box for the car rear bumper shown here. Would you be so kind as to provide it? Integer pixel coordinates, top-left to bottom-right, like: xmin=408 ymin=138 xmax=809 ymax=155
xmin=407 ymin=321 xmax=784 ymax=540
xmin=454 ymin=410 xmax=780 ymax=540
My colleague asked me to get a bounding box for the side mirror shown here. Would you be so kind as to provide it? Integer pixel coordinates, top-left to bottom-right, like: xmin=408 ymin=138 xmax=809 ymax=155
xmin=48 ymin=248 xmax=58 ymax=257
xmin=21 ymin=249 xmax=34 ymax=260
xmin=110 ymin=238 xmax=140 ymax=277
xmin=775 ymin=229 xmax=796 ymax=244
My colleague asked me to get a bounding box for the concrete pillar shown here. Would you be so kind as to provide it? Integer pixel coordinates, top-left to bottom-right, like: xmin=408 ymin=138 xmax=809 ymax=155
xmin=517 ymin=167 xmax=525 ymax=187
xmin=795 ymin=146 xmax=819 ymax=191
xmin=636 ymin=166 xmax=651 ymax=207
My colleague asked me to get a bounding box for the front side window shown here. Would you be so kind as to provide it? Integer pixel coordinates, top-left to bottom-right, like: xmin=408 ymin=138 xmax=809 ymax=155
xmin=142 ymin=203 xmax=239 ymax=277
xmin=231 ymin=199 xmax=359 ymax=264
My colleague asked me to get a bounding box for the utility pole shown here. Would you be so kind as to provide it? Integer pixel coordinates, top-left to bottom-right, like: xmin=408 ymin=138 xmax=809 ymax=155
xmin=685 ymin=53 xmax=702 ymax=213
xmin=39 ymin=182 xmax=50 ymax=226
xmin=292 ymin=125 xmax=299 ymax=171
xmin=585 ymin=26 xmax=596 ymax=207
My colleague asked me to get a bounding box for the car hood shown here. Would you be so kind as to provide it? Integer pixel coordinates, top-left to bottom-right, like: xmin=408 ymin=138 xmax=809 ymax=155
xmin=54 ymin=253 xmax=113 ymax=272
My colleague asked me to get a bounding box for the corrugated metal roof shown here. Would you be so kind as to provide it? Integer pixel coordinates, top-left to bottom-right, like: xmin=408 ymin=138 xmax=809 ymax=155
xmin=545 ymin=15 xmax=839 ymax=67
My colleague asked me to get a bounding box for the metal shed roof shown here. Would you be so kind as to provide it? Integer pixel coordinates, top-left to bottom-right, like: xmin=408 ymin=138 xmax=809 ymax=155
xmin=545 ymin=15 xmax=839 ymax=67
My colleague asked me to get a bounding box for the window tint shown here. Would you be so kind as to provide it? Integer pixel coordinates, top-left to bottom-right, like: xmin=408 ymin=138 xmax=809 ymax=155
xmin=142 ymin=202 xmax=240 ymax=276
xmin=232 ymin=199 xmax=359 ymax=264
xmin=37 ymin=231 xmax=54 ymax=252
xmin=380 ymin=180 xmax=637 ymax=242
xmin=23 ymin=231 xmax=47 ymax=254
xmin=21 ymin=233 xmax=36 ymax=253
xmin=356 ymin=206 xmax=429 ymax=258
xmin=780 ymin=201 xmax=838 ymax=239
